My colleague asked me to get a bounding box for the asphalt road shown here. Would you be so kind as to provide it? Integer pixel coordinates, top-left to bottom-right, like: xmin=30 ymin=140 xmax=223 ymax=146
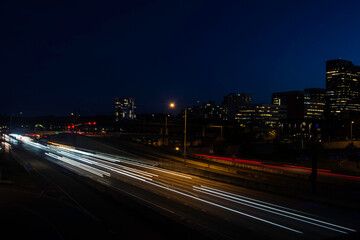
xmin=6 ymin=134 xmax=360 ymax=239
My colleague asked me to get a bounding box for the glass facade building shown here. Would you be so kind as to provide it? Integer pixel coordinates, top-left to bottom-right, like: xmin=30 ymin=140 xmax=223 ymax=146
xmin=304 ymin=88 xmax=326 ymax=120
xmin=222 ymin=93 xmax=252 ymax=120
xmin=235 ymin=104 xmax=287 ymax=127
xmin=114 ymin=97 xmax=136 ymax=121
xmin=272 ymin=89 xmax=325 ymax=121
xmin=326 ymin=59 xmax=360 ymax=119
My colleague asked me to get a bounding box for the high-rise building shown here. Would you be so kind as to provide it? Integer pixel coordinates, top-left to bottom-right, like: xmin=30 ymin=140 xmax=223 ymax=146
xmin=235 ymin=104 xmax=287 ymax=127
xmin=326 ymin=59 xmax=360 ymax=119
xmin=272 ymin=91 xmax=305 ymax=121
xmin=304 ymin=88 xmax=326 ymax=120
xmin=222 ymin=93 xmax=252 ymax=120
xmin=187 ymin=101 xmax=227 ymax=121
xmin=272 ymin=89 xmax=326 ymax=121
xmin=114 ymin=97 xmax=136 ymax=121
xmin=223 ymin=93 xmax=252 ymax=105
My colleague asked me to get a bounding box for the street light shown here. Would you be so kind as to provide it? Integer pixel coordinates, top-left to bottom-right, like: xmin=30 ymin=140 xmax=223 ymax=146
xmin=183 ymin=100 xmax=200 ymax=164
xmin=164 ymin=103 xmax=175 ymax=146
xmin=351 ymin=121 xmax=355 ymax=141
xmin=184 ymin=106 xmax=187 ymax=164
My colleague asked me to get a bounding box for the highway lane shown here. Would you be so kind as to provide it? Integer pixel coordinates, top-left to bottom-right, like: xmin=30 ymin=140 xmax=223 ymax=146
xmin=95 ymin=136 xmax=360 ymax=184
xmin=4 ymin=142 xmax=209 ymax=239
xmin=7 ymin=134 xmax=360 ymax=239
xmin=193 ymin=154 xmax=360 ymax=184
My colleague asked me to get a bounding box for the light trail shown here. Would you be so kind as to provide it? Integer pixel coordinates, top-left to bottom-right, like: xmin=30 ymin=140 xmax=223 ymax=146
xmin=97 ymin=163 xmax=153 ymax=182
xmin=57 ymin=150 xmax=158 ymax=179
xmin=198 ymin=186 xmax=356 ymax=232
xmin=194 ymin=186 xmax=355 ymax=234
xmin=193 ymin=153 xmax=335 ymax=174
xmin=193 ymin=153 xmax=262 ymax=165
xmin=21 ymin=139 xmax=157 ymax=182
xmin=50 ymin=142 xmax=193 ymax=179
xmin=53 ymin=150 xmax=154 ymax=181
xmin=12 ymin=135 xmax=357 ymax=237
xmin=45 ymin=152 xmax=110 ymax=178
xmin=198 ymin=186 xmax=308 ymax=213
xmin=87 ymin=151 xmax=193 ymax=179
xmin=282 ymin=165 xmax=331 ymax=172
xmin=34 ymin=142 xmax=303 ymax=234
xmin=137 ymin=180 xmax=303 ymax=234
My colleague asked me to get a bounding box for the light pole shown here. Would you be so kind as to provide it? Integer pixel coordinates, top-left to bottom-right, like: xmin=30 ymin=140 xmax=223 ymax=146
xmin=184 ymin=107 xmax=187 ymax=164
xmin=164 ymin=102 xmax=175 ymax=146
xmin=351 ymin=121 xmax=355 ymax=141
xmin=182 ymin=100 xmax=200 ymax=164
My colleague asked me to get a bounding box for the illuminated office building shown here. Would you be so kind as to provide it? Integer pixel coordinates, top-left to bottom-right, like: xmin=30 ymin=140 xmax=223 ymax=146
xmin=272 ymin=91 xmax=305 ymax=121
xmin=304 ymin=88 xmax=326 ymax=120
xmin=326 ymin=59 xmax=360 ymax=119
xmin=235 ymin=104 xmax=287 ymax=127
xmin=223 ymin=93 xmax=252 ymax=105
xmin=114 ymin=97 xmax=136 ymax=121
xmin=188 ymin=101 xmax=227 ymax=121
xmin=223 ymin=93 xmax=252 ymax=120
xmin=272 ymin=89 xmax=325 ymax=121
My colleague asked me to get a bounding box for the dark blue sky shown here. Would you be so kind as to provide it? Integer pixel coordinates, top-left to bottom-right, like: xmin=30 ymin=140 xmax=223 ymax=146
xmin=1 ymin=0 xmax=360 ymax=116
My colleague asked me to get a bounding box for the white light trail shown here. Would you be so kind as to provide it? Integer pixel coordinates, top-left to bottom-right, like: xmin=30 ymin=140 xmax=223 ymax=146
xmin=194 ymin=187 xmax=354 ymax=234
xmin=197 ymin=186 xmax=356 ymax=233
xmin=91 ymin=153 xmax=193 ymax=179
xmin=45 ymin=152 xmax=110 ymax=178
xmin=17 ymin=136 xmax=354 ymax=236
xmin=56 ymin=150 xmax=155 ymax=180
xmin=136 ymin=180 xmax=303 ymax=234
xmin=43 ymin=143 xmax=304 ymax=234
xmin=51 ymin=143 xmax=192 ymax=179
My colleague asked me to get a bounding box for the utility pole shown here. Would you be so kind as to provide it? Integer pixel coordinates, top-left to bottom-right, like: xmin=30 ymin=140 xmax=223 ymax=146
xmin=166 ymin=102 xmax=175 ymax=146
xmin=184 ymin=107 xmax=187 ymax=164
xmin=162 ymin=114 xmax=168 ymax=146
xmin=165 ymin=115 xmax=168 ymax=145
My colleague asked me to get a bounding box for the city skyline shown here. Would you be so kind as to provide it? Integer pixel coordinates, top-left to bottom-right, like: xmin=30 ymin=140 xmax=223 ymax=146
xmin=2 ymin=1 xmax=360 ymax=116
xmin=3 ymin=2 xmax=360 ymax=239
xmin=4 ymin=58 xmax=354 ymax=118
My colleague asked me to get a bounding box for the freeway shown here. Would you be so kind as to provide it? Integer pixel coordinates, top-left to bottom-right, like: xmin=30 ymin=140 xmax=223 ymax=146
xmin=6 ymin=134 xmax=360 ymax=239
xmin=193 ymin=154 xmax=360 ymax=183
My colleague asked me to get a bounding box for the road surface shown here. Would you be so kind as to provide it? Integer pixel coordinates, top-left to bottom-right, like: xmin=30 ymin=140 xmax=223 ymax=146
xmin=6 ymin=134 xmax=360 ymax=239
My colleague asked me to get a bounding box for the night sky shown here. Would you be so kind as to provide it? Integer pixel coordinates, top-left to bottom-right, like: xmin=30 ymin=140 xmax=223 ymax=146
xmin=1 ymin=0 xmax=360 ymax=116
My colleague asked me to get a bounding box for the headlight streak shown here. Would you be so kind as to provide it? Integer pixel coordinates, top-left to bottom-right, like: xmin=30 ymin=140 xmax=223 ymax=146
xmin=51 ymin=142 xmax=193 ymax=179
xmin=199 ymin=186 xmax=307 ymax=213
xmin=193 ymin=186 xmax=354 ymax=234
xmin=23 ymin=139 xmax=157 ymax=182
xmin=94 ymin=154 xmax=193 ymax=179
xmin=42 ymin=144 xmax=301 ymax=234
xmin=103 ymin=166 xmax=153 ymax=182
xmin=56 ymin=150 xmax=155 ymax=181
xmin=9 ymin=134 xmax=22 ymax=140
xmin=45 ymin=152 xmax=110 ymax=178
xmin=54 ymin=145 xmax=97 ymax=157
xmin=87 ymin=152 xmax=193 ymax=179
xmin=197 ymin=186 xmax=356 ymax=232
xmin=25 ymin=141 xmax=50 ymax=150
xmin=131 ymin=180 xmax=303 ymax=234
xmin=3 ymin=134 xmax=10 ymax=141
xmin=60 ymin=151 xmax=158 ymax=178
xmin=15 ymin=135 xmax=356 ymax=236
